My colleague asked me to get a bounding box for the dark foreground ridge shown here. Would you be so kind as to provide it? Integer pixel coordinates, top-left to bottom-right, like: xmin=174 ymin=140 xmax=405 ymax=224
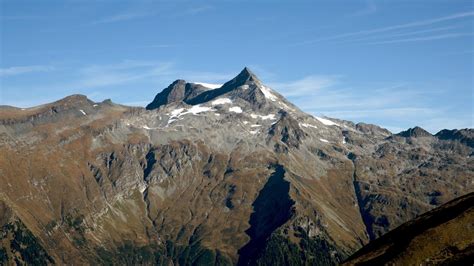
xmin=343 ymin=192 xmax=474 ymax=265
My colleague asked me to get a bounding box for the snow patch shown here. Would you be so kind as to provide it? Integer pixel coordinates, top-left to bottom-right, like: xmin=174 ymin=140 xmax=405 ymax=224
xmin=167 ymin=105 xmax=213 ymax=124
xmin=315 ymin=116 xmax=339 ymax=126
xmin=250 ymin=124 xmax=261 ymax=128
xmin=193 ymin=82 xmax=222 ymax=89
xmin=320 ymin=138 xmax=329 ymax=143
xmin=139 ymin=184 xmax=147 ymax=193
xmin=169 ymin=108 xmax=185 ymax=117
xmin=93 ymin=104 xmax=98 ymax=107
xmin=142 ymin=125 xmax=160 ymax=130
xmin=186 ymin=105 xmax=213 ymax=115
xmin=211 ymin=98 xmax=232 ymax=105
xmin=165 ymin=105 xmax=216 ymax=127
xmin=249 ymin=130 xmax=259 ymax=134
xmin=79 ymin=109 xmax=87 ymax=116
xmin=251 ymin=113 xmax=276 ymax=120
xmin=300 ymin=123 xmax=318 ymax=129
xmin=278 ymin=101 xmax=294 ymax=111
xmin=260 ymin=85 xmax=277 ymax=101
xmin=240 ymin=85 xmax=249 ymax=90
xmin=229 ymin=106 xmax=243 ymax=113
xmin=243 ymin=121 xmax=249 ymax=125
xmin=342 ymin=137 xmax=347 ymax=144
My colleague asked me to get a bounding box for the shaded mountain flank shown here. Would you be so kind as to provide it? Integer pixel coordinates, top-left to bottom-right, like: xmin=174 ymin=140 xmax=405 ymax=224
xmin=0 ymin=201 xmax=54 ymax=265
xmin=0 ymin=68 xmax=472 ymax=265
xmin=343 ymin=192 xmax=474 ymax=265
xmin=237 ymin=165 xmax=295 ymax=265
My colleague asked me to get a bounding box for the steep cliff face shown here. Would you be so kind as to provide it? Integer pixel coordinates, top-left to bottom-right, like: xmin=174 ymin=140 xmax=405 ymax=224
xmin=0 ymin=68 xmax=472 ymax=265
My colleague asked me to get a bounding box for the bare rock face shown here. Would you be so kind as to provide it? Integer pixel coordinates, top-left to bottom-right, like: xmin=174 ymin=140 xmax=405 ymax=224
xmin=146 ymin=80 xmax=210 ymax=110
xmin=268 ymin=111 xmax=307 ymax=151
xmin=436 ymin=128 xmax=474 ymax=148
xmin=397 ymin=126 xmax=432 ymax=138
xmin=186 ymin=67 xmax=260 ymax=105
xmin=355 ymin=123 xmax=392 ymax=136
xmin=0 ymin=67 xmax=472 ymax=265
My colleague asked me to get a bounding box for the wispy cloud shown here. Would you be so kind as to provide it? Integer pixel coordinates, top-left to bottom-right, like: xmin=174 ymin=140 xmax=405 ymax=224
xmin=140 ymin=44 xmax=175 ymax=49
xmin=295 ymin=10 xmax=474 ymax=46
xmin=350 ymin=0 xmax=377 ymax=17
xmin=0 ymin=15 xmax=46 ymax=20
xmin=321 ymin=107 xmax=437 ymax=120
xmin=89 ymin=12 xmax=153 ymax=25
xmin=177 ymin=71 xmax=232 ymax=83
xmin=269 ymin=75 xmax=341 ymax=97
xmin=0 ymin=65 xmax=55 ymax=77
xmin=76 ymin=60 xmax=174 ymax=88
xmin=184 ymin=6 xmax=213 ymax=15
xmin=0 ymin=60 xmax=233 ymax=107
xmin=166 ymin=5 xmax=214 ymax=18
xmin=335 ymin=25 xmax=461 ymax=44
xmin=88 ymin=5 xmax=211 ymax=25
xmin=375 ymin=25 xmax=461 ymax=39
xmin=2 ymin=61 xmax=173 ymax=95
xmin=78 ymin=61 xmax=232 ymax=87
xmin=268 ymin=75 xmax=470 ymax=133
xmin=366 ymin=32 xmax=474 ymax=45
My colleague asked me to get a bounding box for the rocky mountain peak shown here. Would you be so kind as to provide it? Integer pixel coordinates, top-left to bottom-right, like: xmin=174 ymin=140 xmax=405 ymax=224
xmin=268 ymin=111 xmax=307 ymax=151
xmin=0 ymin=94 xmax=97 ymax=125
xmin=397 ymin=126 xmax=432 ymax=138
xmin=150 ymin=68 xmax=289 ymax=115
xmin=356 ymin=123 xmax=392 ymax=136
xmin=54 ymin=94 xmax=93 ymax=107
xmin=146 ymin=68 xmax=262 ymax=110
xmin=230 ymin=67 xmax=261 ymax=87
xmin=217 ymin=67 xmax=264 ymax=96
xmin=146 ymin=79 xmax=209 ymax=110
xmin=146 ymin=80 xmax=187 ymax=110
xmin=436 ymin=128 xmax=474 ymax=148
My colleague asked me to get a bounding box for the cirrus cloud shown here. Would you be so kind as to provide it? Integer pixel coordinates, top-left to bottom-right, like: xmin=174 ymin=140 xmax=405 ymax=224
xmin=0 ymin=65 xmax=55 ymax=77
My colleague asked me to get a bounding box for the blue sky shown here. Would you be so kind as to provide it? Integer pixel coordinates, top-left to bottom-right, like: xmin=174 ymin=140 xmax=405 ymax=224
xmin=0 ymin=0 xmax=472 ymax=133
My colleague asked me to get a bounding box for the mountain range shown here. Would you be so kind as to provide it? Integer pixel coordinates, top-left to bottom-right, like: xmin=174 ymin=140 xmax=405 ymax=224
xmin=0 ymin=68 xmax=472 ymax=265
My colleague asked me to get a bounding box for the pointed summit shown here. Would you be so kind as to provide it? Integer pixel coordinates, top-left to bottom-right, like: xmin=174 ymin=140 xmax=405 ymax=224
xmin=147 ymin=69 xmax=262 ymax=110
xmin=146 ymin=67 xmax=295 ymax=113
xmin=146 ymin=80 xmax=187 ymax=110
xmin=397 ymin=126 xmax=432 ymax=138
xmin=223 ymin=67 xmax=261 ymax=89
xmin=242 ymin=66 xmax=252 ymax=74
xmin=185 ymin=67 xmax=265 ymax=105
xmin=235 ymin=67 xmax=260 ymax=84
